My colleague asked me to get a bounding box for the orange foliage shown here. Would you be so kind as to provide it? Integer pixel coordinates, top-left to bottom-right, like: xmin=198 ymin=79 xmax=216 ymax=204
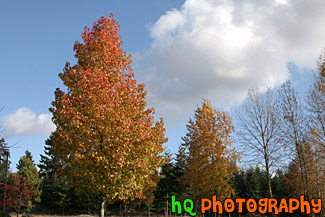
xmin=179 ymin=100 xmax=240 ymax=201
xmin=50 ymin=14 xmax=167 ymax=203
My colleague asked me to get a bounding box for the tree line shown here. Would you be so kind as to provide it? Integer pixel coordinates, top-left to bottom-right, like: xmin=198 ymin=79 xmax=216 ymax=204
xmin=0 ymin=14 xmax=324 ymax=217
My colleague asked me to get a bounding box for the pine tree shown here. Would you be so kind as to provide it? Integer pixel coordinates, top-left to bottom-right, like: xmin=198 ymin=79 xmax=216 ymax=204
xmin=16 ymin=151 xmax=41 ymax=213
xmin=0 ymin=138 xmax=10 ymax=183
xmin=38 ymin=138 xmax=70 ymax=213
xmin=0 ymin=137 xmax=10 ymax=215
xmin=232 ymin=167 xmax=268 ymax=200
xmin=151 ymin=151 xmax=190 ymax=216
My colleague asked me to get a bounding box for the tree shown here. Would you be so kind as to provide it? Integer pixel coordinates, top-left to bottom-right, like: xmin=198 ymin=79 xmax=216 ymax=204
xmin=49 ymin=14 xmax=167 ymax=217
xmin=39 ymin=138 xmax=103 ymax=215
xmin=24 ymin=150 xmax=34 ymax=165
xmin=16 ymin=151 xmax=41 ymax=213
xmin=131 ymin=171 xmax=159 ymax=217
xmin=0 ymin=138 xmax=9 ymax=182
xmin=0 ymin=174 xmax=39 ymax=217
xmin=0 ymin=137 xmax=10 ymax=215
xmin=304 ymin=53 xmax=325 ymax=213
xmin=38 ymin=138 xmax=71 ymax=214
xmin=151 ymin=151 xmax=185 ymax=215
xmin=271 ymin=169 xmax=291 ymax=200
xmin=285 ymin=141 xmax=325 ymax=214
xmin=232 ymin=167 xmax=268 ymax=201
xmin=306 ymin=53 xmax=325 ymax=148
xmin=231 ymin=167 xmax=270 ymax=214
xmin=0 ymin=138 xmax=9 ymax=185
xmin=278 ymin=81 xmax=311 ymax=199
xmin=236 ymin=88 xmax=283 ymax=197
xmin=179 ymin=100 xmax=239 ymax=204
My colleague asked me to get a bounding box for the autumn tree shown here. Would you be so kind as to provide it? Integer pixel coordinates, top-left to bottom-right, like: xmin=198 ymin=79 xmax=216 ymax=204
xmin=131 ymin=171 xmax=159 ymax=217
xmin=304 ymin=53 xmax=325 ymax=212
xmin=0 ymin=174 xmax=39 ymax=217
xmin=49 ymin=14 xmax=167 ymax=217
xmin=236 ymin=88 xmax=283 ymax=197
xmin=179 ymin=100 xmax=239 ymax=204
xmin=309 ymin=137 xmax=325 ymax=202
xmin=1 ymin=151 xmax=40 ymax=217
xmin=284 ymin=139 xmax=325 ymax=215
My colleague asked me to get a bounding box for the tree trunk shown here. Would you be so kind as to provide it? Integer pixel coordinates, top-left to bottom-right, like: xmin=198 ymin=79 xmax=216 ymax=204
xmin=100 ymin=198 xmax=105 ymax=217
xmin=296 ymin=142 xmax=308 ymax=199
xmin=166 ymin=194 xmax=169 ymax=217
xmin=125 ymin=202 xmax=128 ymax=217
xmin=2 ymin=152 xmax=9 ymax=213
xmin=301 ymin=149 xmax=310 ymax=200
xmin=149 ymin=204 xmax=151 ymax=217
xmin=265 ymin=153 xmax=273 ymax=198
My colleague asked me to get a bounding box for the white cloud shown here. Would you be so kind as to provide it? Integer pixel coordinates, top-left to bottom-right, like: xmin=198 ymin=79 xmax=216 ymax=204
xmin=135 ymin=0 xmax=325 ymax=126
xmin=2 ymin=108 xmax=55 ymax=138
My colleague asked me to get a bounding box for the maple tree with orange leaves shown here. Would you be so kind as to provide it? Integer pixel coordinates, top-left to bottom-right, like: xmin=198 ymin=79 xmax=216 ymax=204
xmin=49 ymin=14 xmax=167 ymax=217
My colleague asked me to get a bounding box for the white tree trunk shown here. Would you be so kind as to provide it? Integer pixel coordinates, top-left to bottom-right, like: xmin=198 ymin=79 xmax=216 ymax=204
xmin=100 ymin=198 xmax=105 ymax=217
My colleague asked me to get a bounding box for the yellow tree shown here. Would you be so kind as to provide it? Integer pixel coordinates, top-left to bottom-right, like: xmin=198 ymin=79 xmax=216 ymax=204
xmin=179 ymin=100 xmax=240 ymax=204
xmin=49 ymin=14 xmax=167 ymax=217
xmin=285 ymin=140 xmax=324 ymax=205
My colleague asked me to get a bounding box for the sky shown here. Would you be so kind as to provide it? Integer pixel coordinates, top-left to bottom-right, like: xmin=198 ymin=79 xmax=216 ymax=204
xmin=1 ymin=0 xmax=324 ymax=171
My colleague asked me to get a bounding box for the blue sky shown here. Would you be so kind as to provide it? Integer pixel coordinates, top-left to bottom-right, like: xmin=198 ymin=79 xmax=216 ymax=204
xmin=0 ymin=0 xmax=324 ymax=171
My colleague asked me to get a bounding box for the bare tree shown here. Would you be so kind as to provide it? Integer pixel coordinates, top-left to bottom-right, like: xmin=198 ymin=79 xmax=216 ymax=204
xmin=236 ymin=88 xmax=283 ymax=197
xmin=305 ymin=69 xmax=325 ymax=148
xmin=278 ymin=81 xmax=311 ymax=199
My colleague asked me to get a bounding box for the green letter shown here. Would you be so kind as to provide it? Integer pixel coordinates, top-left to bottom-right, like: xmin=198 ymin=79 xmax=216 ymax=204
xmin=184 ymin=199 xmax=196 ymax=216
xmin=171 ymin=195 xmax=182 ymax=214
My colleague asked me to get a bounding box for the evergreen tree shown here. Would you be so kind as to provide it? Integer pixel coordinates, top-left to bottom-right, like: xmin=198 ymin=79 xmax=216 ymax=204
xmin=231 ymin=167 xmax=268 ymax=215
xmin=0 ymin=138 xmax=10 ymax=183
xmin=152 ymin=151 xmax=176 ymax=213
xmin=16 ymin=151 xmax=41 ymax=213
xmin=152 ymin=151 xmax=190 ymax=215
xmin=0 ymin=137 xmax=10 ymax=216
xmin=39 ymin=138 xmax=101 ymax=214
xmin=73 ymin=190 xmax=101 ymax=215
xmin=38 ymin=138 xmax=70 ymax=214
xmin=232 ymin=167 xmax=268 ymax=200
xmin=39 ymin=138 xmax=65 ymax=177
xmin=271 ymin=169 xmax=291 ymax=199
xmin=24 ymin=150 xmax=34 ymax=165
